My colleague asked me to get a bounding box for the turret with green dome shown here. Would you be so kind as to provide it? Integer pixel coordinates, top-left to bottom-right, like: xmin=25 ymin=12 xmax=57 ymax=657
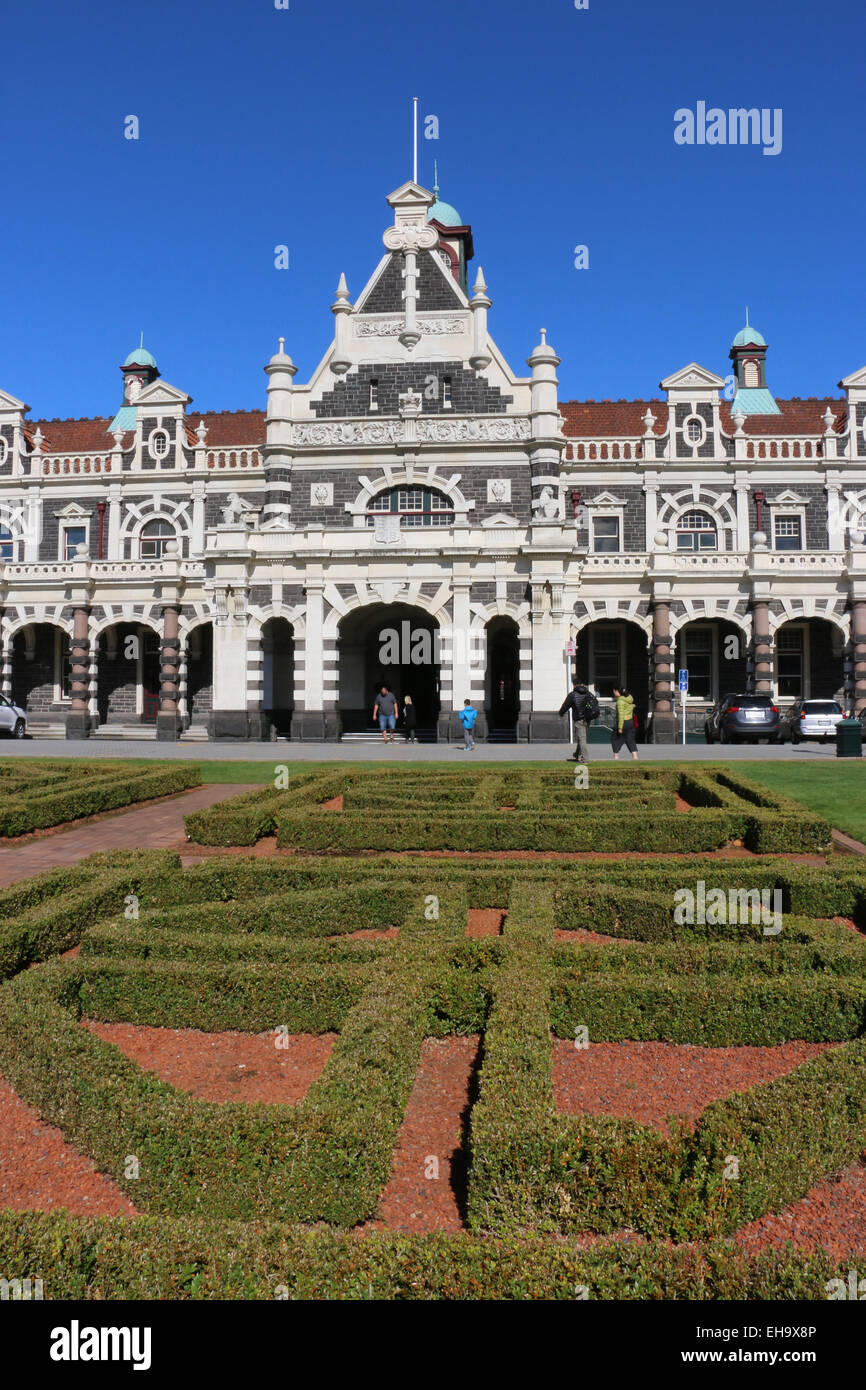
xmin=728 ymin=311 xmax=780 ymax=416
xmin=426 ymin=163 xmax=474 ymax=293
xmin=110 ymin=335 xmax=161 ymax=433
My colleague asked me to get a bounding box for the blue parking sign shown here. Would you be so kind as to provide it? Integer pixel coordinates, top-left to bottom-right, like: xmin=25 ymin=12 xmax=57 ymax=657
xmin=678 ymin=669 xmax=688 ymax=692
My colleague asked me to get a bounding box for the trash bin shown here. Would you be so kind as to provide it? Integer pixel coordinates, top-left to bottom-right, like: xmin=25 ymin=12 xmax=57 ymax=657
xmin=835 ymin=719 xmax=863 ymax=758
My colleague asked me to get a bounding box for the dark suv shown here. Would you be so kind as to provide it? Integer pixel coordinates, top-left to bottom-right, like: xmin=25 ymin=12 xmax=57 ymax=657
xmin=704 ymin=693 xmax=781 ymax=744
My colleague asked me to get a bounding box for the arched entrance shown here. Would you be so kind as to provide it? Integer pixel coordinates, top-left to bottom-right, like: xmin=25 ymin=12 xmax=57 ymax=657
xmin=338 ymin=603 xmax=440 ymax=739
xmin=774 ymin=618 xmax=845 ymax=705
xmin=674 ymin=617 xmax=749 ymax=739
xmin=261 ymin=617 xmax=294 ymax=737
xmin=486 ymin=616 xmax=520 ymax=741
xmin=97 ymin=622 xmax=160 ymax=727
xmin=575 ymin=619 xmax=650 ymax=741
xmin=11 ymin=623 xmax=70 ymax=720
xmin=185 ymin=622 xmax=213 ymax=732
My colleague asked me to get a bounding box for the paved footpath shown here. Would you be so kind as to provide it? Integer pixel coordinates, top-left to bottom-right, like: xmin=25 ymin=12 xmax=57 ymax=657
xmin=0 ymin=784 xmax=257 ymax=888
xmin=0 ymin=738 xmax=845 ymax=763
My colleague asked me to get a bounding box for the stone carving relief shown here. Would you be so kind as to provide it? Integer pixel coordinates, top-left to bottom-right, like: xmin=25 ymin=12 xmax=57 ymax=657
xmin=292 ymin=417 xmax=530 ymax=447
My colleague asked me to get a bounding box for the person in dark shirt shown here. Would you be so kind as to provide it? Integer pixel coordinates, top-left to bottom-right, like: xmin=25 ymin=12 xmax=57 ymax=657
xmin=373 ymin=685 xmax=399 ymax=744
xmin=403 ymin=694 xmax=418 ymax=743
xmin=559 ymin=680 xmax=591 ymax=762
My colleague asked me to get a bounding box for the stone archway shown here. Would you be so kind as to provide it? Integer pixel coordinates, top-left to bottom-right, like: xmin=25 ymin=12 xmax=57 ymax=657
xmin=338 ymin=603 xmax=441 ymax=739
xmin=96 ymin=622 xmax=160 ymax=727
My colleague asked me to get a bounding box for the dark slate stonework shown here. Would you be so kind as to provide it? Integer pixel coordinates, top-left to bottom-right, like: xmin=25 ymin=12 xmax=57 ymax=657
xmin=745 ymin=484 xmax=827 ymax=549
xmin=622 ymin=487 xmax=645 ymax=552
xmin=248 ymin=585 xmax=271 ymax=608
xmin=311 ymin=359 xmax=512 ymax=419
xmin=0 ymin=425 xmax=13 ymax=475
xmin=674 ymin=402 xmax=715 ymax=459
xmin=289 ymin=461 xmax=532 ymax=529
xmin=360 ymin=252 xmax=463 ymax=314
xmin=472 ymin=583 xmax=496 ymax=605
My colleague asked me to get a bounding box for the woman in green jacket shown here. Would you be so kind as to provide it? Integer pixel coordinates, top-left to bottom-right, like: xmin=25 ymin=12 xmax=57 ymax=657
xmin=611 ymin=686 xmax=638 ymax=760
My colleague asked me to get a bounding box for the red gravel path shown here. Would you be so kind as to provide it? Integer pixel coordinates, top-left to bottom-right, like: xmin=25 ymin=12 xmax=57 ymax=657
xmin=554 ymin=928 xmax=629 ymax=945
xmin=0 ymin=783 xmax=259 ymax=887
xmin=466 ymin=908 xmax=505 ymax=938
xmin=553 ymin=1040 xmax=837 ymax=1133
xmin=368 ymin=1036 xmax=479 ymax=1234
xmin=0 ymin=1074 xmax=137 ymax=1215
xmin=82 ymin=1023 xmax=335 ymax=1104
xmin=734 ymin=1162 xmax=866 ymax=1260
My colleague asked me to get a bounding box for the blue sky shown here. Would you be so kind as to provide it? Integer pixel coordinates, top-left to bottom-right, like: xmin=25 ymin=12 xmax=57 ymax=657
xmin=2 ymin=0 xmax=863 ymax=421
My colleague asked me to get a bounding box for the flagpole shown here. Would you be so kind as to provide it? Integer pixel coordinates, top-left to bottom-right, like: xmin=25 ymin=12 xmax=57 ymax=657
xmin=413 ymin=97 xmax=418 ymax=183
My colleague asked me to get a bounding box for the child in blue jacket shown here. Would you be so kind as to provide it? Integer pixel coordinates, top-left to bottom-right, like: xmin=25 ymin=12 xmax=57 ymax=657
xmin=458 ymin=699 xmax=477 ymax=750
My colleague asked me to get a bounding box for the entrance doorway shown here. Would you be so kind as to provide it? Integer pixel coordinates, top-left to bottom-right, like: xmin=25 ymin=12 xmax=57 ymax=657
xmin=338 ymin=603 xmax=440 ymax=738
xmin=486 ymin=616 xmax=519 ymax=741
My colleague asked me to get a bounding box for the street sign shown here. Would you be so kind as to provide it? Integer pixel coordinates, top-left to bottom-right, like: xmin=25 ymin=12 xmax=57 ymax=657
xmin=565 ymin=639 xmax=576 ymax=656
xmin=678 ymin=669 xmax=689 ymax=692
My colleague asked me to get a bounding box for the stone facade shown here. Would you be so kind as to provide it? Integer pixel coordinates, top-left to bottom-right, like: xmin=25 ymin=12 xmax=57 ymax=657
xmin=2 ymin=178 xmax=866 ymax=741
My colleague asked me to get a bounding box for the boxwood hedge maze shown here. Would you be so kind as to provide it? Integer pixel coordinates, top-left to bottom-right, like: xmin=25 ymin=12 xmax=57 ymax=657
xmin=1 ymin=764 xmax=865 ymax=1300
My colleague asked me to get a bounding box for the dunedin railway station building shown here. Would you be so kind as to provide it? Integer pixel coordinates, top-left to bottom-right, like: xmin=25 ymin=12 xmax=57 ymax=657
xmin=2 ymin=179 xmax=866 ymax=743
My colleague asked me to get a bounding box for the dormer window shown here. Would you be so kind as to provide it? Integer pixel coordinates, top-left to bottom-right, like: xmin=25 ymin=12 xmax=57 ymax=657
xmin=369 ymin=379 xmax=379 ymax=411
xmin=685 ymin=416 xmax=705 ymax=446
xmin=148 ymin=428 xmax=171 ymax=461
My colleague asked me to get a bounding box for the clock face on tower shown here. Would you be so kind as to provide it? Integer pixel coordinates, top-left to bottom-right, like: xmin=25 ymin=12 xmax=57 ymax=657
xmin=125 ymin=376 xmax=142 ymax=402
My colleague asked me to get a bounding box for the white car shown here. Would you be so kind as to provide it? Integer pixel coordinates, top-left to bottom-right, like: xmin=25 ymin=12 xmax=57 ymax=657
xmin=0 ymin=695 xmax=27 ymax=738
xmin=782 ymin=698 xmax=845 ymax=744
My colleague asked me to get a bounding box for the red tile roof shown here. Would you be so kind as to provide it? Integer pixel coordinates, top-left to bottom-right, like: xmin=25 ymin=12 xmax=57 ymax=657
xmin=27 ymin=398 xmax=849 ymax=452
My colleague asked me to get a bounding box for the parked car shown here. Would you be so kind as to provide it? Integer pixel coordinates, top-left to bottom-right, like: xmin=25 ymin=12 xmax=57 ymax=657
xmin=780 ymin=698 xmax=845 ymax=744
xmin=0 ymin=694 xmax=26 ymax=738
xmin=704 ymin=693 xmax=780 ymax=744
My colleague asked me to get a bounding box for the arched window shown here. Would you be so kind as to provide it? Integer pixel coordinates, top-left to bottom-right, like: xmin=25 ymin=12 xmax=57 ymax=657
xmin=366 ymin=486 xmax=454 ymax=528
xmin=0 ymin=526 xmax=16 ymax=561
xmin=676 ymin=510 xmax=717 ymax=551
xmin=140 ymin=518 xmax=177 ymax=559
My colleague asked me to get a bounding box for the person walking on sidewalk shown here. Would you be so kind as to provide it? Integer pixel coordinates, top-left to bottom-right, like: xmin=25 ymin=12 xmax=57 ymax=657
xmin=373 ymin=685 xmax=399 ymax=745
xmin=612 ymin=685 xmax=639 ymax=761
xmin=458 ymin=698 xmax=478 ymax=750
xmin=559 ymin=679 xmax=597 ymax=762
xmin=403 ymin=694 xmax=418 ymax=744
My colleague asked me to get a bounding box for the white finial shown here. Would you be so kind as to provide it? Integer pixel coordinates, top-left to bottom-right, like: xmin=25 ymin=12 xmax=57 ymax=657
xmin=335 ymin=273 xmax=350 ymax=300
xmin=745 ymin=306 xmax=749 ymax=327
xmin=823 ymin=405 xmax=835 ymax=432
xmin=33 ymin=426 xmax=43 ymax=450
xmin=140 ymin=331 xmax=144 ymax=349
xmin=540 ymin=327 xmax=547 ymax=344
xmin=472 ymin=266 xmax=488 ymax=295
xmin=643 ymin=408 xmax=656 ymax=436
xmin=413 ymin=97 xmax=418 ymax=183
xmin=278 ymin=337 xmax=285 ymax=353
xmin=196 ymin=419 xmax=208 ymax=443
xmin=732 ymin=407 xmax=746 ymax=436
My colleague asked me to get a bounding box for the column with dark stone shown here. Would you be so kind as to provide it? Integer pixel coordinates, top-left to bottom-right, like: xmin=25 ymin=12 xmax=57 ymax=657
xmin=156 ymin=603 xmax=181 ymax=741
xmin=752 ymin=600 xmax=773 ymax=695
xmin=852 ymin=599 xmax=866 ymax=715
xmin=651 ymin=597 xmax=675 ymax=743
xmin=66 ymin=605 xmax=91 ymax=739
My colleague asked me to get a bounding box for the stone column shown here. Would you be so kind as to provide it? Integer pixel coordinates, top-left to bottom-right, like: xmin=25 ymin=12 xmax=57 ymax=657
xmin=156 ymin=603 xmax=181 ymax=741
xmin=852 ymin=599 xmax=866 ymax=714
xmin=65 ymin=604 xmax=91 ymax=739
xmin=752 ymin=600 xmax=773 ymax=694
xmin=651 ymin=598 xmax=675 ymax=743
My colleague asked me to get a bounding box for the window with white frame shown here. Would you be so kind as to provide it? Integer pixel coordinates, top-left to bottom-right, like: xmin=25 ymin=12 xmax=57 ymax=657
xmin=369 ymin=379 xmax=379 ymax=411
xmin=148 ymin=428 xmax=171 ymax=462
xmin=680 ymin=626 xmax=714 ymax=700
xmin=365 ymin=486 xmax=454 ymax=528
xmin=0 ymin=525 xmax=16 ymax=561
xmin=773 ymin=514 xmax=802 ymax=551
xmin=0 ymin=438 xmax=8 ymax=466
xmin=140 ymin=518 xmax=177 ymax=559
xmin=777 ymin=626 xmax=804 ymax=697
xmin=592 ymin=515 xmax=621 ymax=553
xmin=590 ymin=627 xmax=624 ymax=698
xmin=62 ymin=525 xmax=87 ymax=560
xmin=442 ymin=376 xmax=452 ymax=408
xmin=676 ymin=510 xmax=717 ymax=550
xmin=684 ymin=416 xmax=705 ymax=446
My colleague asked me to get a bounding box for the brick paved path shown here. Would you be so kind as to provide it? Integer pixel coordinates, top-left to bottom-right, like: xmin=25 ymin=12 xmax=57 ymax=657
xmin=0 ymin=784 xmax=257 ymax=888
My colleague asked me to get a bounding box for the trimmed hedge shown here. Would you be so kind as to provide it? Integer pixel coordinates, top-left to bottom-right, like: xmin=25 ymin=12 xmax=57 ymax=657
xmin=0 ymin=1209 xmax=846 ymax=1300
xmin=467 ymin=883 xmax=866 ymax=1240
xmin=0 ymin=763 xmax=201 ymax=838
xmin=0 ymin=890 xmax=470 ymax=1226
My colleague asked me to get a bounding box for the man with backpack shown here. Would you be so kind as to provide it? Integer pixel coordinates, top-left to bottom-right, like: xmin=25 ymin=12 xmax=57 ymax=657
xmin=559 ymin=679 xmax=599 ymax=761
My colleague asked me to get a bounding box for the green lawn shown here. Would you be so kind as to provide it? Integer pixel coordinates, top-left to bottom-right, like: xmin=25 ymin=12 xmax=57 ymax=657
xmin=731 ymin=760 xmax=866 ymax=843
